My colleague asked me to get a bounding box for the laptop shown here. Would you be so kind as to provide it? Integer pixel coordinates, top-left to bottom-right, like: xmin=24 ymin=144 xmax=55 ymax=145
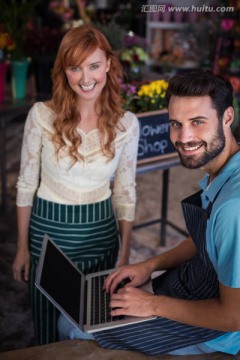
xmin=35 ymin=234 xmax=156 ymax=333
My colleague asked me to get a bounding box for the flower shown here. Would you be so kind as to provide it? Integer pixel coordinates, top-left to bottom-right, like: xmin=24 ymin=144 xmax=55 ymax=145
xmin=121 ymin=79 xmax=169 ymax=114
xmin=1 ymin=0 xmax=37 ymax=60
xmin=121 ymin=82 xmax=138 ymax=113
xmin=48 ymin=1 xmax=74 ymax=23
xmin=120 ymin=46 xmax=149 ymax=68
xmin=137 ymin=80 xmax=169 ymax=112
xmin=0 ymin=31 xmax=15 ymax=63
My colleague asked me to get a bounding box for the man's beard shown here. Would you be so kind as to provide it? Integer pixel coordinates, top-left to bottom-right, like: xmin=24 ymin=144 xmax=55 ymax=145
xmin=175 ymin=122 xmax=226 ymax=169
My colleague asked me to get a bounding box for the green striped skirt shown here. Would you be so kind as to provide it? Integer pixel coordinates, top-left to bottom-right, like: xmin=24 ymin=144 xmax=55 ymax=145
xmin=29 ymin=196 xmax=119 ymax=344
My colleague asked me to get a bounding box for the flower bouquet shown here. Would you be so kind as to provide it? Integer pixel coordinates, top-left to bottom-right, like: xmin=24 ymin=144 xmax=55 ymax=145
xmin=121 ymin=79 xmax=169 ymax=114
xmin=1 ymin=0 xmax=37 ymax=61
xmin=0 ymin=31 xmax=14 ymax=63
xmin=0 ymin=30 xmax=14 ymax=103
xmin=1 ymin=0 xmax=38 ymax=99
xmin=120 ymin=46 xmax=149 ymax=67
xmin=120 ymin=46 xmax=149 ymax=81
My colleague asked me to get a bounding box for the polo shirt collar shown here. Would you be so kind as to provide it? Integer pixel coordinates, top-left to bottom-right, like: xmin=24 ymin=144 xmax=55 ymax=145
xmin=199 ymin=151 xmax=240 ymax=203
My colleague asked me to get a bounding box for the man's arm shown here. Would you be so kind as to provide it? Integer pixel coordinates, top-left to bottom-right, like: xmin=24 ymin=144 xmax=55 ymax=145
xmin=110 ymin=282 xmax=240 ymax=332
xmin=105 ymin=236 xmax=196 ymax=293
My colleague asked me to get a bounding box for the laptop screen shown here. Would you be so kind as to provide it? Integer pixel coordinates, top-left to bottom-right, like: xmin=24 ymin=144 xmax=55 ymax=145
xmin=39 ymin=239 xmax=82 ymax=323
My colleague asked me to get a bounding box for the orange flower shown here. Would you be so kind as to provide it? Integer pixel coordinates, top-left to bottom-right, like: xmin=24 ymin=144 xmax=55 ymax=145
xmin=0 ymin=31 xmax=15 ymax=61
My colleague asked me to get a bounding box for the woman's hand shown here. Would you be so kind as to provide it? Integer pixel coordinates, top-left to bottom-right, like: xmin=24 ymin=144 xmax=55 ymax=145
xmin=13 ymin=248 xmax=30 ymax=282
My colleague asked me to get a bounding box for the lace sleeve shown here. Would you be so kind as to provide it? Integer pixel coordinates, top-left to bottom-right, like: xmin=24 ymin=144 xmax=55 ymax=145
xmin=16 ymin=104 xmax=42 ymax=206
xmin=112 ymin=113 xmax=139 ymax=221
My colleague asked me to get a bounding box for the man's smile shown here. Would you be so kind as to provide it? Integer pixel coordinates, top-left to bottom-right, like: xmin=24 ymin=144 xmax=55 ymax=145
xmin=176 ymin=142 xmax=204 ymax=154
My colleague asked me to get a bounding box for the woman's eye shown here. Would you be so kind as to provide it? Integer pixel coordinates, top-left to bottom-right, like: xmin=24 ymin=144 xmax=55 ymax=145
xmin=71 ymin=66 xmax=80 ymax=72
xmin=90 ymin=64 xmax=99 ymax=70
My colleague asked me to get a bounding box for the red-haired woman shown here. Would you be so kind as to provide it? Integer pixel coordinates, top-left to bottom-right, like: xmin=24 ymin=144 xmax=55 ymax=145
xmin=13 ymin=25 xmax=139 ymax=345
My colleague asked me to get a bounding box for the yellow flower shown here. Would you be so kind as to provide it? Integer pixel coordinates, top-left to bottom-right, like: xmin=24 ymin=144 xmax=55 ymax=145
xmin=122 ymin=79 xmax=168 ymax=113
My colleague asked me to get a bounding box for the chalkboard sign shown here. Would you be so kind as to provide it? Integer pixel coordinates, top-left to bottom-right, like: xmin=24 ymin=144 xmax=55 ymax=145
xmin=137 ymin=109 xmax=177 ymax=164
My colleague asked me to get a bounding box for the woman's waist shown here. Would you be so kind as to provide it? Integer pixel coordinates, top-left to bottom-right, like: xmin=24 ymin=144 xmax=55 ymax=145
xmin=38 ymin=172 xmax=111 ymax=205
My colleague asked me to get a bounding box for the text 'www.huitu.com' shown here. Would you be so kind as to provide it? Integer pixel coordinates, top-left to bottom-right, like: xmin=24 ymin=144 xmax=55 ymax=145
xmin=141 ymin=4 xmax=234 ymax=13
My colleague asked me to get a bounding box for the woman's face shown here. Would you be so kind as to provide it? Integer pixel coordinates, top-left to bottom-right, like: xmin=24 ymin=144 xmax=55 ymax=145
xmin=65 ymin=48 xmax=110 ymax=104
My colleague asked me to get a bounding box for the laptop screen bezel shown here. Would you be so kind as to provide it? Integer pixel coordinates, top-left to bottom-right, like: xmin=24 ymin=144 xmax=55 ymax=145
xmin=35 ymin=234 xmax=85 ymax=331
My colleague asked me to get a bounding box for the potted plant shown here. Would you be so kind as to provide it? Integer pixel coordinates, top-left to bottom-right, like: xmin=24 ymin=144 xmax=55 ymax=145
xmin=121 ymin=78 xmax=176 ymax=164
xmin=121 ymin=79 xmax=169 ymax=114
xmin=1 ymin=0 xmax=37 ymax=99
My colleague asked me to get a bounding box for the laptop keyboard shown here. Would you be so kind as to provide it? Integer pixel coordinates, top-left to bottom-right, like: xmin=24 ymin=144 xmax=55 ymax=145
xmin=90 ymin=274 xmax=124 ymax=325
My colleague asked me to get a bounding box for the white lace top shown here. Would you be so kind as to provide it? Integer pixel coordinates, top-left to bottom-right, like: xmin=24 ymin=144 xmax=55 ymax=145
xmin=16 ymin=102 xmax=139 ymax=221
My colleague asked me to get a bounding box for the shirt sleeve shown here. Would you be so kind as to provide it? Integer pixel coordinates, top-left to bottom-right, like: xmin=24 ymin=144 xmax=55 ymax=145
xmin=112 ymin=114 xmax=139 ymax=222
xmin=16 ymin=104 xmax=42 ymax=207
xmin=213 ymin=198 xmax=240 ymax=288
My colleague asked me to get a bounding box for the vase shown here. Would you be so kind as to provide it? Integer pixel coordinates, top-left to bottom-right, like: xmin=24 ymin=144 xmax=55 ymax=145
xmin=129 ymin=64 xmax=142 ymax=82
xmin=11 ymin=59 xmax=29 ymax=100
xmin=0 ymin=62 xmax=7 ymax=104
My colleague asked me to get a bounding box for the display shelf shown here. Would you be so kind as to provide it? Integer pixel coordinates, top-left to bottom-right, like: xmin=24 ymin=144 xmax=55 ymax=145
xmin=145 ymin=0 xmax=191 ymax=62
xmin=146 ymin=20 xmax=190 ymax=55
xmin=148 ymin=21 xmax=189 ymax=30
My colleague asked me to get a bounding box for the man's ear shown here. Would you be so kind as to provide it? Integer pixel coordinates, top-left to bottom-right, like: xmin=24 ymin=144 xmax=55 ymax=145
xmin=223 ymin=106 xmax=234 ymax=128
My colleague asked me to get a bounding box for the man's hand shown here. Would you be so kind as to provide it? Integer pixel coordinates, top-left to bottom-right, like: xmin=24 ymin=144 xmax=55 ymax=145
xmin=104 ymin=261 xmax=152 ymax=294
xmin=110 ymin=287 xmax=156 ymax=317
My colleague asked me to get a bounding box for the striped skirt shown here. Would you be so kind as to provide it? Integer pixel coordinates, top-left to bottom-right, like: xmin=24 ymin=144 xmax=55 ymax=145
xmin=29 ymin=196 xmax=119 ymax=345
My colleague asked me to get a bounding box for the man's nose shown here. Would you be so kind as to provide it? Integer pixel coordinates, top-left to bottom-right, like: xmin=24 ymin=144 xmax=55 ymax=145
xmin=178 ymin=126 xmax=193 ymax=143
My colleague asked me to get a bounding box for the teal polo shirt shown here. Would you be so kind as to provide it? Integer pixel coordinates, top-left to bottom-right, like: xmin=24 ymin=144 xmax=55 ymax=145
xmin=198 ymin=151 xmax=240 ymax=354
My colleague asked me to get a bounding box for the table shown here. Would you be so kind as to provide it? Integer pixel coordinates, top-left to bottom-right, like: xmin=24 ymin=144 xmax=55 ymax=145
xmin=1 ymin=339 xmax=235 ymax=360
xmin=135 ymin=156 xmax=188 ymax=246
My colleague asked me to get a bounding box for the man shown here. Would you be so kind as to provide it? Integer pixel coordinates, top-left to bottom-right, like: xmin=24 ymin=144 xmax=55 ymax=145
xmin=58 ymin=71 xmax=240 ymax=355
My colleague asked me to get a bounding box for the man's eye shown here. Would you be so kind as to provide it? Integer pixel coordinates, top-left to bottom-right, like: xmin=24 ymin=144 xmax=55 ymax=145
xmin=71 ymin=66 xmax=80 ymax=72
xmin=170 ymin=122 xmax=180 ymax=128
xmin=193 ymin=120 xmax=203 ymax=125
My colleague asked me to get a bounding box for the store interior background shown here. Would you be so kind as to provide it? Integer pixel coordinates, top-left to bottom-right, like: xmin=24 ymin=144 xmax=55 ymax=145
xmin=1 ymin=0 xmax=240 ymax=354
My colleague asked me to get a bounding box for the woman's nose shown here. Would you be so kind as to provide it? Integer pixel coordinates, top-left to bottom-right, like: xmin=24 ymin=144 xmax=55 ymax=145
xmin=81 ymin=69 xmax=90 ymax=83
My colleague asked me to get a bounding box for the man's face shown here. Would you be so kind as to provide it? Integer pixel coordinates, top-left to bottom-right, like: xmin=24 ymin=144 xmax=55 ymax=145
xmin=168 ymin=95 xmax=225 ymax=169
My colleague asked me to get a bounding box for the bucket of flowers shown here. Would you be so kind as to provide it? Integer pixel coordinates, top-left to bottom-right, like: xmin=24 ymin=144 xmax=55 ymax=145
xmin=1 ymin=0 xmax=37 ymax=99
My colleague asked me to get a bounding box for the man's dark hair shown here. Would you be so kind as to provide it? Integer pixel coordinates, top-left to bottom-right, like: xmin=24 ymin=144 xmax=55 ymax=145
xmin=166 ymin=70 xmax=233 ymax=120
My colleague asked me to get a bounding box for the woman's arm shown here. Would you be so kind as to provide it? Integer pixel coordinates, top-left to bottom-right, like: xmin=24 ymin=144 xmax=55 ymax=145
xmin=116 ymin=219 xmax=132 ymax=267
xmin=13 ymin=206 xmax=32 ymax=282
xmin=112 ymin=113 xmax=140 ymax=266
xmin=13 ymin=103 xmax=43 ymax=281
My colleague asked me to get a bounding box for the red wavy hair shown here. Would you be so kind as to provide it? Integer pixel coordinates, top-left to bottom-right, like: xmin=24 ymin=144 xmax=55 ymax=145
xmin=50 ymin=25 xmax=125 ymax=164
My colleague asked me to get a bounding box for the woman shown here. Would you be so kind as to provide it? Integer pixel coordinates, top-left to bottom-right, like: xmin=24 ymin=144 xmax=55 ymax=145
xmin=13 ymin=24 xmax=139 ymax=345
